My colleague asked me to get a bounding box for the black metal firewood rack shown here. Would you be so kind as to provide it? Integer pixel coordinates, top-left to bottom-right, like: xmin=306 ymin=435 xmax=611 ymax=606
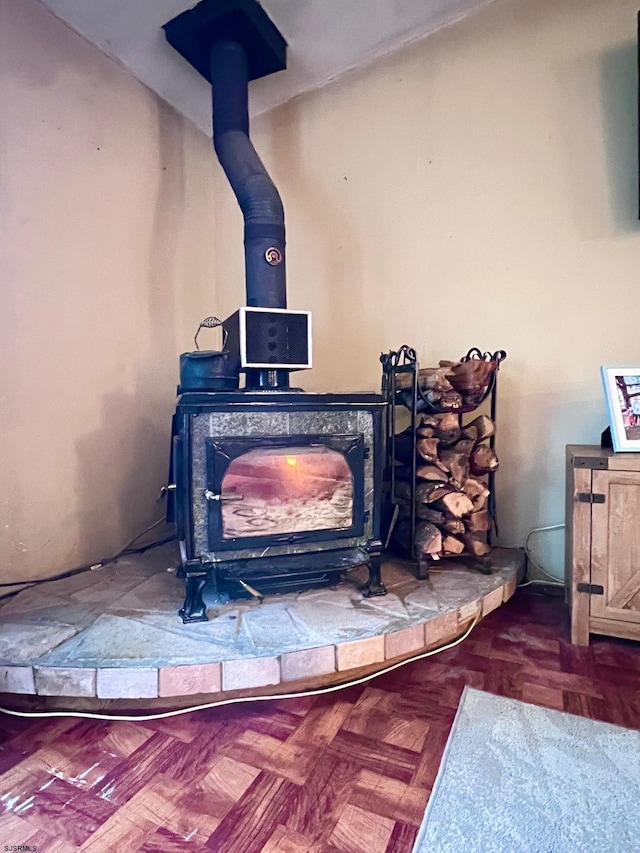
xmin=380 ymin=345 xmax=507 ymax=578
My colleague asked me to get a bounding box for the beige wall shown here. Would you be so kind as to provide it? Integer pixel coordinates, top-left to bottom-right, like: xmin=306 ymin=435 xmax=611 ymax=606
xmin=4 ymin=0 xmax=637 ymax=584
xmin=0 ymin=0 xmax=218 ymax=583
xmin=213 ymin=0 xmax=640 ymax=578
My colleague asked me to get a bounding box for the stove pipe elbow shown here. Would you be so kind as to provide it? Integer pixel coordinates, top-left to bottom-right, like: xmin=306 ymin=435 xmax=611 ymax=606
xmin=210 ymin=40 xmax=286 ymax=309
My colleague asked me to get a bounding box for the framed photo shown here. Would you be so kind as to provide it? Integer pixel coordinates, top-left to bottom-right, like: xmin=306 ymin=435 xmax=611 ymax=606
xmin=601 ymin=367 xmax=640 ymax=451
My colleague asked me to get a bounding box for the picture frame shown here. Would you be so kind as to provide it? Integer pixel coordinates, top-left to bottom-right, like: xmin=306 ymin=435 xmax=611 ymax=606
xmin=601 ymin=367 xmax=640 ymax=451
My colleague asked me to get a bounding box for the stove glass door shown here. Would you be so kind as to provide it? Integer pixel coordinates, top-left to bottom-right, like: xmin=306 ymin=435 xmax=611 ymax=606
xmin=205 ymin=433 xmax=365 ymax=550
xmin=220 ymin=445 xmax=353 ymax=538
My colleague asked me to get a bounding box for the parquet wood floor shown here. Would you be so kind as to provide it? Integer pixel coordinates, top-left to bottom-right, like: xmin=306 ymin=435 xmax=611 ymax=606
xmin=1 ymin=589 xmax=639 ymax=852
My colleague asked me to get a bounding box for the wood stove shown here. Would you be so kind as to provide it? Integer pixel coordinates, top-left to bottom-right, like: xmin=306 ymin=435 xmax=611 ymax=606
xmin=163 ymin=0 xmax=386 ymax=621
xmin=170 ymin=390 xmax=385 ymax=622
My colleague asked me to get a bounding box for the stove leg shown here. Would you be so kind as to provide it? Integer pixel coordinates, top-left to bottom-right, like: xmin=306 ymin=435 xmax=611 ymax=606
xmin=361 ymin=543 xmax=387 ymax=597
xmin=417 ymin=556 xmax=430 ymax=580
xmin=180 ymin=573 xmax=208 ymax=623
xmin=470 ymin=555 xmax=494 ymax=575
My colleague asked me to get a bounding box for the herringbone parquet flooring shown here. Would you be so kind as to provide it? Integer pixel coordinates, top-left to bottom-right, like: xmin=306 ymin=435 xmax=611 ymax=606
xmin=1 ymin=589 xmax=639 ymax=852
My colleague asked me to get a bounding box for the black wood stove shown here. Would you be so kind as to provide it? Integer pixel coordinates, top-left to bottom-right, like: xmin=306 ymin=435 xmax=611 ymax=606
xmin=170 ymin=390 xmax=385 ymax=622
xmin=163 ymin=0 xmax=386 ymax=622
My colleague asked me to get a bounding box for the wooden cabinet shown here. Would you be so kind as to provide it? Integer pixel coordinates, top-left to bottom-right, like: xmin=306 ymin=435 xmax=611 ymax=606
xmin=566 ymin=445 xmax=640 ymax=645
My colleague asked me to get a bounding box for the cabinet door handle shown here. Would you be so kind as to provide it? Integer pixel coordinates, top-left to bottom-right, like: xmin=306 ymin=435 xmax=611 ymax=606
xmin=576 ymin=583 xmax=604 ymax=595
xmin=576 ymin=492 xmax=606 ymax=504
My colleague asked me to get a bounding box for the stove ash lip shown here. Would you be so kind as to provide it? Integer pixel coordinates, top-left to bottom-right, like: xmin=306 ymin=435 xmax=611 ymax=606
xmin=174 ymin=390 xmax=387 ymax=408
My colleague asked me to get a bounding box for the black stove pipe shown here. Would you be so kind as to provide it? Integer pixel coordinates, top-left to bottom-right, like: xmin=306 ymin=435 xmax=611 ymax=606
xmin=210 ymin=40 xmax=287 ymax=310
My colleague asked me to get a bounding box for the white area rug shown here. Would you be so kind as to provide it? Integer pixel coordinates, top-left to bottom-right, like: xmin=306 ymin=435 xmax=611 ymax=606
xmin=413 ymin=687 xmax=640 ymax=853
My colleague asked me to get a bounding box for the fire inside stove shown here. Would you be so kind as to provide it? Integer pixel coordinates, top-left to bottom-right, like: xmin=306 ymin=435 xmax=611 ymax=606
xmin=220 ymin=446 xmax=354 ymax=539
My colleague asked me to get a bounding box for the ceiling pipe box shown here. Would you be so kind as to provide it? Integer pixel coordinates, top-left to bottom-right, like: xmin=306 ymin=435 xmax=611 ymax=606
xmin=163 ymin=0 xmax=287 ymax=82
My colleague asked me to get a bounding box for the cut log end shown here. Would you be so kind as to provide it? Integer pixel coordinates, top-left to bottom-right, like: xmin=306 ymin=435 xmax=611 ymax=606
xmin=465 ymin=509 xmax=491 ymax=533
xmin=437 ymin=449 xmax=470 ymax=488
xmin=470 ymin=445 xmax=499 ymax=476
xmin=463 ymin=477 xmax=491 ymax=511
xmin=439 ymin=491 xmax=475 ymax=518
xmin=466 ymin=414 xmax=496 ymax=441
xmin=462 ymin=535 xmax=492 ymax=558
xmin=442 ymin=534 xmax=466 ymax=555
xmin=416 ymin=437 xmax=440 ymax=463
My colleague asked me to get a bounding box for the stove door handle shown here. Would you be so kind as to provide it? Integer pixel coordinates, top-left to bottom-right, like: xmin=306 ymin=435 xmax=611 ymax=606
xmin=204 ymin=490 xmax=244 ymax=502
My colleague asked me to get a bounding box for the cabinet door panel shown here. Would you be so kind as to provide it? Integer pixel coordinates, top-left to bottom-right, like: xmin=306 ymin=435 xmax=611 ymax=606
xmin=591 ymin=470 xmax=640 ymax=623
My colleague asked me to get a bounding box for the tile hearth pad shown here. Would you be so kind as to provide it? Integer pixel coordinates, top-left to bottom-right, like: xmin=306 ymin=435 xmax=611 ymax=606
xmin=0 ymin=545 xmax=523 ymax=700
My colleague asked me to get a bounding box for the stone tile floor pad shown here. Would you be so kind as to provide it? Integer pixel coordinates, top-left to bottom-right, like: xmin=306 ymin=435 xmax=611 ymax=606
xmin=0 ymin=545 xmax=520 ymax=697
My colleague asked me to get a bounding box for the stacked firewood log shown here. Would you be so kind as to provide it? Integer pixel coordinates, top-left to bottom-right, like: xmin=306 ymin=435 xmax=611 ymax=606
xmin=393 ymin=358 xmax=499 ymax=410
xmin=390 ymin=412 xmax=498 ymax=561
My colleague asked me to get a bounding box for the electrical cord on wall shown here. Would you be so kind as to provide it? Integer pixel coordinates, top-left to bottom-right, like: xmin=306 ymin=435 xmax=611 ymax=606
xmin=0 ymin=611 xmax=481 ymax=723
xmin=0 ymin=518 xmax=176 ymax=601
xmin=519 ymin=578 xmax=564 ymax=589
xmin=523 ymin=524 xmax=565 ymax=586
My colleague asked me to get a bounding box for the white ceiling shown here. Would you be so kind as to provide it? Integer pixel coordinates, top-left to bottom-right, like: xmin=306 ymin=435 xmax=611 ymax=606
xmin=40 ymin=0 xmax=494 ymax=135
